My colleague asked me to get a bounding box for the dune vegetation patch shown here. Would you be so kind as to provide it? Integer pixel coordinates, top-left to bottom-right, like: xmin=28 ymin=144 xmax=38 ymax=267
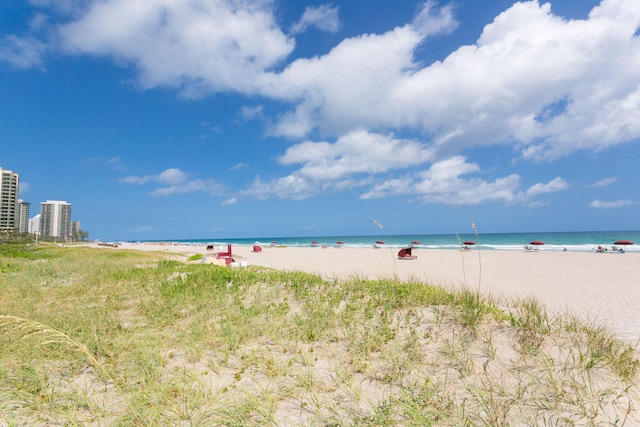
xmin=1 ymin=244 xmax=639 ymax=426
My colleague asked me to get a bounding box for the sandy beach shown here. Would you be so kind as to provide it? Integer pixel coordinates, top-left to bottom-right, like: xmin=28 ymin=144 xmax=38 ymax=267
xmin=100 ymin=242 xmax=640 ymax=343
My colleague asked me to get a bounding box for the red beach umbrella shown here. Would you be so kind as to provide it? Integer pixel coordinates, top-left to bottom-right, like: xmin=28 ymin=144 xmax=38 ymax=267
xmin=375 ymin=240 xmax=384 ymax=245
xmin=336 ymin=241 xmax=344 ymax=245
xmin=410 ymin=240 xmax=421 ymax=245
xmin=530 ymin=240 xmax=545 ymax=245
xmin=463 ymin=241 xmax=475 ymax=246
xmin=614 ymin=240 xmax=634 ymax=245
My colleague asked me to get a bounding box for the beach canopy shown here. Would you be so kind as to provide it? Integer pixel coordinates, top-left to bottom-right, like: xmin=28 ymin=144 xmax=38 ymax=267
xmin=530 ymin=240 xmax=545 ymax=245
xmin=463 ymin=240 xmax=475 ymax=246
xmin=375 ymin=240 xmax=384 ymax=245
xmin=410 ymin=240 xmax=421 ymax=245
xmin=614 ymin=240 xmax=634 ymax=245
xmin=336 ymin=241 xmax=344 ymax=245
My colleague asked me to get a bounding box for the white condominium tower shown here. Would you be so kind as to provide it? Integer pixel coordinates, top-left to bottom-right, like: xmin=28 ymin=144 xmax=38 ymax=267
xmin=0 ymin=168 xmax=20 ymax=231
xmin=17 ymin=199 xmax=30 ymax=233
xmin=40 ymin=200 xmax=72 ymax=239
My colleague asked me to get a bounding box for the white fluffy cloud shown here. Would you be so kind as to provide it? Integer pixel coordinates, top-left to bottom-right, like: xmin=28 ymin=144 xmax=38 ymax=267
xmin=290 ymin=4 xmax=340 ymax=34
xmin=360 ymin=156 xmax=523 ymax=205
xmin=361 ymin=157 xmax=569 ymax=205
xmin=245 ymin=150 xmax=568 ymax=205
xmin=58 ymin=0 xmax=294 ymax=96
xmin=121 ymin=168 xmax=224 ymax=196
xmin=8 ymin=0 xmax=640 ymax=160
xmin=265 ymin=0 xmax=640 ymax=160
xmin=6 ymin=0 xmax=640 ymax=158
xmin=5 ymin=0 xmax=640 ymax=206
xmin=264 ymin=1 xmax=457 ymax=137
xmin=279 ymin=129 xmax=435 ymax=180
xmin=121 ymin=168 xmax=188 ymax=185
xmin=526 ymin=177 xmax=569 ymax=197
xmin=242 ymin=130 xmax=434 ymax=199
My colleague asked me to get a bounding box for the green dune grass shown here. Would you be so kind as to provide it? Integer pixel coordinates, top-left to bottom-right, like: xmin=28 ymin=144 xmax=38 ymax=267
xmin=1 ymin=244 xmax=639 ymax=426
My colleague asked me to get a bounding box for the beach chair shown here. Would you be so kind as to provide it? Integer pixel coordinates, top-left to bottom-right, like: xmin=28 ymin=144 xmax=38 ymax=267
xmin=398 ymin=247 xmax=417 ymax=260
xmin=214 ymin=244 xmax=235 ymax=265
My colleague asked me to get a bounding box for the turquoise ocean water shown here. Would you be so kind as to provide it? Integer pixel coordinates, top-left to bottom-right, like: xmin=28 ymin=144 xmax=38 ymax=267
xmin=142 ymin=230 xmax=640 ymax=253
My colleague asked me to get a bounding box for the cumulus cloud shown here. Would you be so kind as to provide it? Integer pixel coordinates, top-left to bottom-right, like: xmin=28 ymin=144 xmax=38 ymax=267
xmin=590 ymin=199 xmax=635 ymax=208
xmin=265 ymin=3 xmax=457 ymax=137
xmin=8 ymin=0 xmax=640 ymax=161
xmin=266 ymin=0 xmax=640 ymax=160
xmin=360 ymin=156 xmax=522 ymax=205
xmin=121 ymin=168 xmax=188 ymax=185
xmin=357 ymin=156 xmax=568 ymax=206
xmin=57 ymin=0 xmax=294 ymax=96
xmin=121 ymin=168 xmax=224 ymax=196
xmin=243 ymin=153 xmax=524 ymax=206
xmin=290 ymin=4 xmax=340 ymax=34
xmin=241 ymin=130 xmax=435 ymax=200
xmin=5 ymin=0 xmax=640 ymax=208
xmin=525 ymin=177 xmax=569 ymax=197
xmin=279 ymin=129 xmax=435 ymax=180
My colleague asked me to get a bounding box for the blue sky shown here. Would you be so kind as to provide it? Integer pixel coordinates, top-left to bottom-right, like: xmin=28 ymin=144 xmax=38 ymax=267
xmin=2 ymin=0 xmax=639 ymax=241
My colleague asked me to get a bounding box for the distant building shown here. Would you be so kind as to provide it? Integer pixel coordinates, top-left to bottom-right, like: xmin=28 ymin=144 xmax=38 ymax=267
xmin=0 ymin=168 xmax=20 ymax=231
xmin=40 ymin=200 xmax=72 ymax=239
xmin=29 ymin=214 xmax=41 ymax=235
xmin=17 ymin=199 xmax=30 ymax=233
xmin=72 ymin=221 xmax=81 ymax=235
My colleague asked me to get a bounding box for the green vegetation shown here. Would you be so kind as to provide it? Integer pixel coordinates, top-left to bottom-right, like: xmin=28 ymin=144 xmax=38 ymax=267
xmin=187 ymin=253 xmax=203 ymax=262
xmin=1 ymin=244 xmax=639 ymax=426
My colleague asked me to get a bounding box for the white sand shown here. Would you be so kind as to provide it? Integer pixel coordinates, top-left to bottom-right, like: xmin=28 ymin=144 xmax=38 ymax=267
xmin=97 ymin=242 xmax=640 ymax=343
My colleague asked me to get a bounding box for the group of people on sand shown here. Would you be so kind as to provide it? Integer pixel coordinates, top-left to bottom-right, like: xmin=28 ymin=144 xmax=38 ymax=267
xmin=595 ymin=245 xmax=625 ymax=253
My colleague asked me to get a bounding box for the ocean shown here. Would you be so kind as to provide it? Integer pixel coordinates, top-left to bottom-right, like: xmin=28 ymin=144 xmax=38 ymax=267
xmin=140 ymin=230 xmax=640 ymax=253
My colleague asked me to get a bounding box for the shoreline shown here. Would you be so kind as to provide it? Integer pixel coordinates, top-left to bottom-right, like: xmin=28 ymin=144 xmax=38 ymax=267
xmin=86 ymin=242 xmax=640 ymax=343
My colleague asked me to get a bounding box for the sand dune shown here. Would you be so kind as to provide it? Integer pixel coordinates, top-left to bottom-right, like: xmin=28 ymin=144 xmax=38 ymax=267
xmin=101 ymin=242 xmax=640 ymax=343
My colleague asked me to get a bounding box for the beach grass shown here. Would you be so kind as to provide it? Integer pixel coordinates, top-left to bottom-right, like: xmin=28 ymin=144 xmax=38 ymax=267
xmin=1 ymin=244 xmax=639 ymax=425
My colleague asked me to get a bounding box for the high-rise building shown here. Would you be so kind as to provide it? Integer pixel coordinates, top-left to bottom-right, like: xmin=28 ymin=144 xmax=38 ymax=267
xmin=29 ymin=214 xmax=41 ymax=235
xmin=0 ymin=168 xmax=20 ymax=231
xmin=40 ymin=200 xmax=72 ymax=239
xmin=17 ymin=199 xmax=30 ymax=233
